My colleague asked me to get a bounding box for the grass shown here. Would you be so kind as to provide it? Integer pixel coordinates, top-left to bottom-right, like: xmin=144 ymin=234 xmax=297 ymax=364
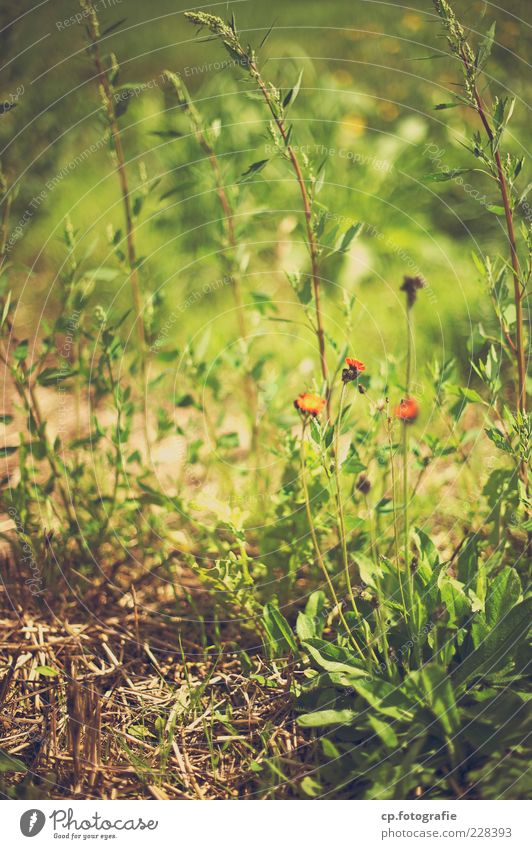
xmin=0 ymin=0 xmax=530 ymax=801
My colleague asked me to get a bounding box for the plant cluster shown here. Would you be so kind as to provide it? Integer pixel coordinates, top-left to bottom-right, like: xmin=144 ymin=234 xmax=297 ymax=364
xmin=0 ymin=1 xmax=529 ymax=799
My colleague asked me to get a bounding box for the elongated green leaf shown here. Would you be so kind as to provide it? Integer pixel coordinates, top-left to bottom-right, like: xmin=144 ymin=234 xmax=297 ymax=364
xmin=0 ymin=445 xmax=17 ymax=457
xmin=368 ymin=714 xmax=398 ymax=748
xmin=476 ymin=21 xmax=496 ymax=71
xmin=282 ymin=68 xmax=303 ymax=109
xmin=37 ymin=368 xmax=78 ymax=387
xmin=35 ymin=665 xmax=60 ymax=677
xmin=263 ymin=602 xmax=297 ymax=655
xmin=350 ymin=678 xmax=414 ymax=721
xmin=485 ymin=567 xmax=521 ymax=626
xmin=454 ymin=598 xmax=532 ymax=686
xmin=0 ymin=748 xmax=27 ymax=773
xmin=298 ymin=709 xmax=357 ymax=728
xmin=302 ymin=639 xmax=368 ymax=677
xmin=238 ymin=159 xmax=269 ymax=183
xmin=296 ymin=612 xmax=315 ymax=641
xmin=407 ymin=664 xmax=459 ymax=736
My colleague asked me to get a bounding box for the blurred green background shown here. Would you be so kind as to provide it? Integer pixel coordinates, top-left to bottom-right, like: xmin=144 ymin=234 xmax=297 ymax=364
xmin=1 ymin=0 xmax=530 ymax=386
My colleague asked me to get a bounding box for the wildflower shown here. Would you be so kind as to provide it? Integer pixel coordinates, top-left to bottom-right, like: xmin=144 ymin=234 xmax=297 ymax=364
xmin=342 ymin=357 xmax=366 ymax=384
xmin=400 ymin=275 xmax=425 ymax=308
xmin=356 ymin=473 xmax=371 ymax=494
xmin=294 ymin=392 xmax=326 ymax=417
xmin=395 ymin=397 xmax=419 ymax=423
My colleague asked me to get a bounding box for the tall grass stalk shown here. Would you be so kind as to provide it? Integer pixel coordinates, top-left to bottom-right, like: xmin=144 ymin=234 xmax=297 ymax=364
xmin=81 ymin=1 xmax=149 ymax=451
xmin=334 ymin=383 xmax=358 ymax=614
xmin=434 ymin=0 xmax=528 ymax=478
xmin=386 ymin=406 xmax=408 ymax=628
xmin=184 ymin=12 xmax=330 ymax=410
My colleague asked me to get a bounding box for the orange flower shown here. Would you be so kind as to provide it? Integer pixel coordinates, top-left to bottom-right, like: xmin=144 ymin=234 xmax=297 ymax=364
xmin=294 ymin=392 xmax=326 ymax=416
xmin=345 ymin=357 xmax=366 ymax=372
xmin=395 ymin=397 xmax=419 ymax=423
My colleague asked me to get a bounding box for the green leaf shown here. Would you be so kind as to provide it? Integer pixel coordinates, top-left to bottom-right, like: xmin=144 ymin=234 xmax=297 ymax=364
xmin=484 ymin=567 xmax=521 ymax=627
xmin=37 ymin=367 xmax=78 ymax=387
xmin=298 ymin=709 xmax=358 ymax=728
xmin=337 ymin=222 xmax=362 ymax=253
xmin=35 ymin=665 xmax=60 ymax=677
xmin=439 ymin=573 xmax=471 ymax=627
xmin=368 ymin=714 xmax=398 ymax=748
xmin=0 ymin=444 xmax=17 ymax=457
xmin=0 ymin=748 xmax=27 ymax=773
xmin=407 ymin=663 xmax=460 ymax=736
xmin=304 ymin=589 xmax=326 ymax=620
xmin=296 ymin=612 xmax=316 ymax=641
xmin=175 ymin=394 xmax=195 ymax=408
xmin=238 ymin=159 xmax=269 ymax=183
xmin=485 ymin=427 xmax=512 ymax=454
xmin=263 ymin=602 xmax=297 ymax=656
xmin=1 ymin=291 xmax=12 ymax=328
xmin=282 ymin=69 xmax=303 ymax=109
xmin=350 ymin=678 xmax=414 ymax=721
xmin=0 ymin=414 xmax=13 ymax=424
xmin=302 ymin=639 xmax=368 ymax=677
xmin=83 ymin=267 xmax=119 ymax=282
xmin=459 ymin=386 xmax=484 ymax=404
xmin=217 ymin=432 xmax=239 ymax=449
xmin=14 ymin=340 xmax=28 ymax=361
xmin=101 ymin=18 xmax=127 ymax=37
xmin=476 ymin=21 xmax=496 ymax=71
xmin=487 ymin=204 xmax=505 ymax=216
xmin=424 ymin=169 xmax=470 ymax=183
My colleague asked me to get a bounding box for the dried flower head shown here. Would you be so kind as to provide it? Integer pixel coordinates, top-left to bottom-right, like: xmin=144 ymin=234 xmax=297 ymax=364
xmin=394 ymin=397 xmax=419 ymax=423
xmin=294 ymin=392 xmax=326 ymax=417
xmin=356 ymin=473 xmax=371 ymax=495
xmin=400 ymin=275 xmax=425 ymax=308
xmin=342 ymin=357 xmax=366 ymax=384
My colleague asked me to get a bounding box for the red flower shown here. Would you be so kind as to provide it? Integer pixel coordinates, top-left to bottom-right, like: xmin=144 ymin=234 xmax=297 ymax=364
xmin=395 ymin=397 xmax=419 ymax=423
xmin=345 ymin=357 xmax=366 ymax=373
xmin=294 ymin=392 xmax=327 ymax=416
xmin=343 ymin=357 xmax=366 ymax=384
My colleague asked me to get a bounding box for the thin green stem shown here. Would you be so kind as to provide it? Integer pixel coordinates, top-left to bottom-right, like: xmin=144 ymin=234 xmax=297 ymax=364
xmin=82 ymin=1 xmax=150 ymax=455
xmin=334 ymin=384 xmax=358 ymax=614
xmin=386 ymin=409 xmax=408 ymax=626
xmin=365 ymin=494 xmax=393 ymax=678
xmin=333 ymin=385 xmax=379 ymax=666
xmin=403 ymin=305 xmax=419 ymax=663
